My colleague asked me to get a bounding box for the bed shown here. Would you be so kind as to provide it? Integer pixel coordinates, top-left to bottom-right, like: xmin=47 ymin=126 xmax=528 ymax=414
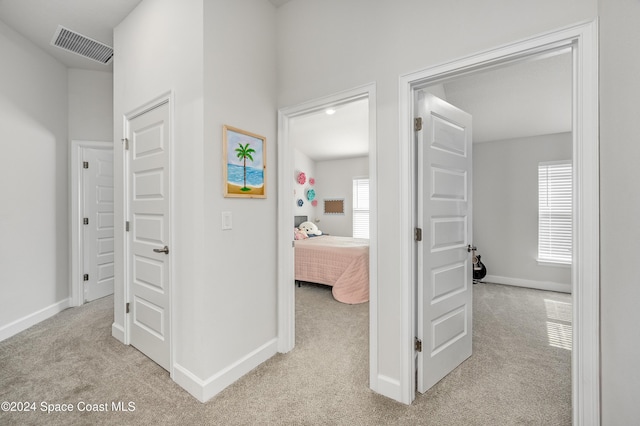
xmin=294 ymin=216 xmax=369 ymax=304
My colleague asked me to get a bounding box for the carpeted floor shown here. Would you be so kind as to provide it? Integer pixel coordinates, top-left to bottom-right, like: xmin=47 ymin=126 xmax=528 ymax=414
xmin=0 ymin=282 xmax=571 ymax=425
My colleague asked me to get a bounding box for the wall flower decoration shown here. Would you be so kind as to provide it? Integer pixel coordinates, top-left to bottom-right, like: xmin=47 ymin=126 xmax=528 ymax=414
xmin=297 ymin=198 xmax=304 ymax=207
xmin=306 ymin=189 xmax=316 ymax=201
xmin=311 ymin=200 xmax=318 ymax=207
xmin=297 ymin=172 xmax=306 ymax=185
xmin=309 ymin=177 xmax=315 ymax=186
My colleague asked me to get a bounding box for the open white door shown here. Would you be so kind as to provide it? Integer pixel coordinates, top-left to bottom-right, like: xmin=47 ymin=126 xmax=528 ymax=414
xmin=416 ymin=92 xmax=473 ymax=392
xmin=83 ymin=147 xmax=115 ymax=302
xmin=126 ymin=100 xmax=171 ymax=371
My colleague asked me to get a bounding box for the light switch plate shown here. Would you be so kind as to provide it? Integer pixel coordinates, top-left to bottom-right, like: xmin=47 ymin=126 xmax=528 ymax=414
xmin=222 ymin=211 xmax=232 ymax=230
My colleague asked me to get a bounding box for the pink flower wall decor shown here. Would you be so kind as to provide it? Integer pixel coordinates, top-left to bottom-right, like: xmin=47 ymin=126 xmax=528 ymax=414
xmin=309 ymin=177 xmax=315 ymax=185
xmin=297 ymin=172 xmax=306 ymax=185
xmin=311 ymin=199 xmax=318 ymax=207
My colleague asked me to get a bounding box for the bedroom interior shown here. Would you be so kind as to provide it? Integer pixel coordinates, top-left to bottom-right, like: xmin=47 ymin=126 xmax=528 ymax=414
xmin=435 ymin=48 xmax=574 ymax=295
xmin=415 ymin=47 xmax=573 ymax=405
xmin=290 ymin=97 xmax=371 ymax=305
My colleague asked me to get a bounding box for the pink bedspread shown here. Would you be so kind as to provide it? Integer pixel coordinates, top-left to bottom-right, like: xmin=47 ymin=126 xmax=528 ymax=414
xmin=294 ymin=235 xmax=369 ymax=304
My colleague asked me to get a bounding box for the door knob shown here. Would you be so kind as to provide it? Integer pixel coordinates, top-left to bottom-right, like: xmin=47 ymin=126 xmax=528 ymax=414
xmin=153 ymin=245 xmax=169 ymax=254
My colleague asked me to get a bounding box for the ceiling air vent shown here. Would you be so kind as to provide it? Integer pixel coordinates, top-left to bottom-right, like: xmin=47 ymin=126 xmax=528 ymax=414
xmin=50 ymin=25 xmax=113 ymax=65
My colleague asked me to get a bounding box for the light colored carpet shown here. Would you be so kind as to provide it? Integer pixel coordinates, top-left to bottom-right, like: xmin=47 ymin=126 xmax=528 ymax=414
xmin=0 ymin=282 xmax=571 ymax=425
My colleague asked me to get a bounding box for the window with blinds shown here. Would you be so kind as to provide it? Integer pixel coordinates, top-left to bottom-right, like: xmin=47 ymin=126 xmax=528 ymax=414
xmin=352 ymin=178 xmax=369 ymax=239
xmin=538 ymin=161 xmax=572 ymax=264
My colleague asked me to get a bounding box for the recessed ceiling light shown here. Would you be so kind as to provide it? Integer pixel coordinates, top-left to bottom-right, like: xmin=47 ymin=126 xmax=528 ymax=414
xmin=325 ymin=108 xmax=336 ymax=115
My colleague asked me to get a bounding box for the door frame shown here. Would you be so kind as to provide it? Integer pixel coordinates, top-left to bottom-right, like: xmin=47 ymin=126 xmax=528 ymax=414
xmin=399 ymin=20 xmax=600 ymax=423
xmin=70 ymin=140 xmax=113 ymax=307
xmin=122 ymin=92 xmax=175 ymax=377
xmin=277 ymin=83 xmax=378 ymax=387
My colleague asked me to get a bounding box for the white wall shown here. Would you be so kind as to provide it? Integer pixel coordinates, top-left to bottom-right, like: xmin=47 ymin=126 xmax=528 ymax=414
xmin=0 ymin=20 xmax=69 ymax=339
xmin=276 ymin=0 xmax=597 ymax=401
xmin=293 ymin=149 xmax=316 ymax=222
xmin=114 ymin=0 xmax=277 ymax=401
xmin=68 ymin=69 xmax=113 ymax=142
xmin=473 ymin=133 xmax=572 ymax=292
xmin=315 ymin=156 xmax=368 ymax=237
xmin=113 ymin=0 xmax=206 ymax=378
xmin=202 ymin=0 xmax=277 ymax=383
xmin=599 ymin=1 xmax=640 ymax=423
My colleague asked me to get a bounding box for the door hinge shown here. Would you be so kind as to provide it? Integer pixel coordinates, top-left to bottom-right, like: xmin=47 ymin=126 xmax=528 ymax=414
xmin=125 ymin=221 xmax=130 ymax=232
xmin=83 ymin=161 xmax=89 ymax=169
xmin=83 ymin=217 xmax=89 ymax=225
xmin=415 ymin=337 xmax=423 ymax=352
xmin=83 ymin=273 xmax=89 ymax=281
xmin=121 ymin=138 xmax=129 ymax=150
xmin=414 ymin=117 xmax=423 ymax=131
xmin=414 ymin=227 xmax=422 ymax=242
xmin=126 ymin=302 xmax=130 ymax=314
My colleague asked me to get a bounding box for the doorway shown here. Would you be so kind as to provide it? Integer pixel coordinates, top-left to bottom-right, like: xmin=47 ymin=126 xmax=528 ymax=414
xmin=123 ymin=96 xmax=173 ymax=372
xmin=415 ymin=49 xmax=573 ymax=409
xmin=70 ymin=141 xmax=114 ymax=307
xmin=277 ymin=83 xmax=378 ymax=387
xmin=399 ymin=21 xmax=599 ymax=421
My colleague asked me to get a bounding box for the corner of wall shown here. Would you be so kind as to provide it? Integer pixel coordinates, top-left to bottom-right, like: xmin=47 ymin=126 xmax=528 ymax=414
xmin=173 ymin=339 xmax=278 ymax=403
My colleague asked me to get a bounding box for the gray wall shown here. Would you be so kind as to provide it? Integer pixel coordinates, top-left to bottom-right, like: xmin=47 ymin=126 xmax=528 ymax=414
xmin=473 ymin=133 xmax=572 ymax=292
xmin=68 ymin=69 xmax=113 ymax=142
xmin=293 ymin=149 xmax=317 ymax=222
xmin=315 ymin=156 xmax=369 ymax=237
xmin=599 ymin=0 xmax=640 ymax=422
xmin=0 ymin=20 xmax=69 ymax=337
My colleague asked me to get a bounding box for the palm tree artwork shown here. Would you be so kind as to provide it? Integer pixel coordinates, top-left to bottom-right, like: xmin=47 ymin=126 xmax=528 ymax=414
xmin=235 ymin=143 xmax=256 ymax=192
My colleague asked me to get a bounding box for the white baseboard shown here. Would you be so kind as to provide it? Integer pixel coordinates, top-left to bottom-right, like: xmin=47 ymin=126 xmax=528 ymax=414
xmin=372 ymin=374 xmax=402 ymax=403
xmin=482 ymin=274 xmax=571 ymax=294
xmin=0 ymin=298 xmax=71 ymax=342
xmin=173 ymin=338 xmax=278 ymax=403
xmin=111 ymin=322 xmax=125 ymax=344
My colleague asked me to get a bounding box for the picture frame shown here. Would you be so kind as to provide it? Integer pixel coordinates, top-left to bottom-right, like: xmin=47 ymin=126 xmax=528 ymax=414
xmin=223 ymin=125 xmax=266 ymax=198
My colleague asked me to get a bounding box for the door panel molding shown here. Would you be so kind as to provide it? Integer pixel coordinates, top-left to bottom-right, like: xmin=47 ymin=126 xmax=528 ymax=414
xmin=399 ymin=20 xmax=600 ymax=425
xmin=122 ymin=92 xmax=174 ymax=375
xmin=416 ymin=94 xmax=473 ymax=393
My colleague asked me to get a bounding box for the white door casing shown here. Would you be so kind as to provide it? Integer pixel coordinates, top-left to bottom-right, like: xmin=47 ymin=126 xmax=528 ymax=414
xmin=277 ymin=83 xmax=379 ymax=391
xmin=83 ymin=148 xmax=115 ymax=302
xmin=400 ymin=21 xmax=599 ymax=423
xmin=125 ymin=100 xmax=172 ymax=371
xmin=416 ymin=93 xmax=473 ymax=392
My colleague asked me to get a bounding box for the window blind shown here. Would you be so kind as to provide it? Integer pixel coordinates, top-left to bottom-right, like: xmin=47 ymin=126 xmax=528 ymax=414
xmin=353 ymin=178 xmax=369 ymax=239
xmin=538 ymin=161 xmax=572 ymax=264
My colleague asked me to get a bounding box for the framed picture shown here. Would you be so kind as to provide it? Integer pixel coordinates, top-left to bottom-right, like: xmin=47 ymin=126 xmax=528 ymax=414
xmin=223 ymin=125 xmax=266 ymax=198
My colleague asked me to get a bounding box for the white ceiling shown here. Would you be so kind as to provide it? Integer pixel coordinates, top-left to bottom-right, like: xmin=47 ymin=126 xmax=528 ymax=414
xmin=0 ymin=0 xmax=142 ymax=71
xmin=292 ymin=50 xmax=572 ymax=161
xmin=290 ymin=99 xmax=370 ymax=162
xmin=442 ymin=50 xmax=572 ymax=143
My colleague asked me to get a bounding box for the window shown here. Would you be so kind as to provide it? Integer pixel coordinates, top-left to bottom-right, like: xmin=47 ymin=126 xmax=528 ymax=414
xmin=538 ymin=161 xmax=572 ymax=264
xmin=352 ymin=178 xmax=369 ymax=239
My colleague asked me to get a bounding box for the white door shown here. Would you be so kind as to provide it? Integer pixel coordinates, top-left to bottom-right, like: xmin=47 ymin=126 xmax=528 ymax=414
xmin=416 ymin=92 xmax=473 ymax=392
xmin=82 ymin=147 xmax=114 ymax=302
xmin=126 ymin=101 xmax=171 ymax=371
